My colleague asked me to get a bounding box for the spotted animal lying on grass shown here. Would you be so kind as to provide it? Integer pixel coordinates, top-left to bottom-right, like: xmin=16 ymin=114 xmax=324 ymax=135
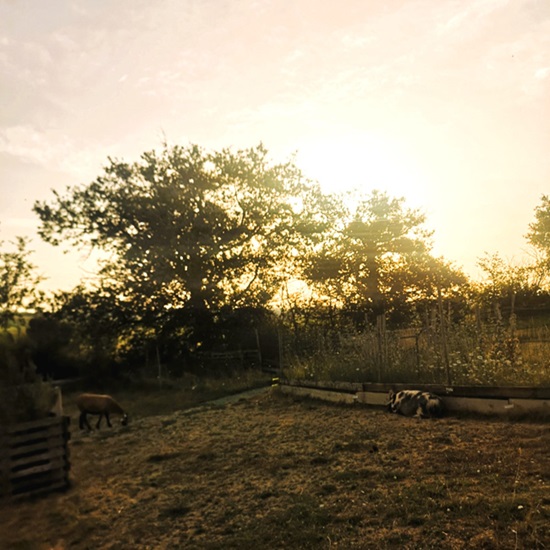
xmin=387 ymin=390 xmax=444 ymax=418
xmin=75 ymin=393 xmax=129 ymax=431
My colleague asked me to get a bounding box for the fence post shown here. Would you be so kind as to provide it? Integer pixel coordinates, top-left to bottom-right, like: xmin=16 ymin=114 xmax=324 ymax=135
xmin=437 ymin=285 xmax=452 ymax=385
xmin=156 ymin=345 xmax=163 ymax=389
xmin=376 ymin=314 xmax=387 ymax=383
xmin=254 ymin=328 xmax=263 ymax=369
xmin=278 ymin=329 xmax=284 ymax=372
xmin=415 ymin=330 xmax=422 ymax=376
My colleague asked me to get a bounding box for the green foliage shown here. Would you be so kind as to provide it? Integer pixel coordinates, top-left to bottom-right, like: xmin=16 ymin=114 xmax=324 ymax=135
xmin=42 ymin=283 xmax=275 ymax=380
xmin=476 ymin=253 xmax=545 ymax=303
xmin=526 ymin=194 xmax=550 ymax=259
xmin=0 ymin=234 xmax=42 ymax=330
xmin=283 ymin=313 xmax=550 ymax=386
xmin=44 ymin=286 xmax=146 ymax=379
xmin=0 ymin=236 xmax=58 ymax=421
xmin=28 ymin=143 xmax=550 ymax=385
xmin=34 ymin=143 xmax=328 ymax=315
xmin=299 ymin=190 xmax=467 ymax=322
xmin=474 ymin=253 xmax=550 ymax=329
xmin=26 ymin=314 xmax=77 ymax=379
xmin=0 ymin=332 xmax=57 ymax=424
xmin=33 ymin=143 xmax=336 ymax=375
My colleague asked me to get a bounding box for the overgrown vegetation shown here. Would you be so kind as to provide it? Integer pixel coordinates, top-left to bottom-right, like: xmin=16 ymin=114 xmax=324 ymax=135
xmin=2 ymin=145 xmax=550 ymax=388
xmin=0 ymin=234 xmax=42 ymax=331
xmin=281 ymin=309 xmax=550 ymax=386
xmin=0 ymin=332 xmax=57 ymax=424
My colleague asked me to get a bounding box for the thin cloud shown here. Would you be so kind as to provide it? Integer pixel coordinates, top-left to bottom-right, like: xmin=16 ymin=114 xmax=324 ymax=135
xmin=437 ymin=0 xmax=511 ymax=34
xmin=0 ymin=125 xmax=109 ymax=179
xmin=0 ymin=125 xmax=59 ymax=165
xmin=0 ymin=0 xmax=548 ymax=291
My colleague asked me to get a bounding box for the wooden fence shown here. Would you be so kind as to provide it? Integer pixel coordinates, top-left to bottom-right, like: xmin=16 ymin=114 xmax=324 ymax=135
xmin=0 ymin=415 xmax=71 ymax=499
xmin=195 ymin=349 xmax=263 ymax=368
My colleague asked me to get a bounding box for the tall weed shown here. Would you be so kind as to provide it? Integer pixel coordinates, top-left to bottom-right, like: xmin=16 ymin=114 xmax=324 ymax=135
xmin=283 ymin=316 xmax=550 ymax=386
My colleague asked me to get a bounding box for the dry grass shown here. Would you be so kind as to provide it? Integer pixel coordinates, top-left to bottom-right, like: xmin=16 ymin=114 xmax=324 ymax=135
xmin=0 ymin=390 xmax=548 ymax=549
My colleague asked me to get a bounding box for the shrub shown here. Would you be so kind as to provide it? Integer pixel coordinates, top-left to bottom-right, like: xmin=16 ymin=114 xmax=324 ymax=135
xmin=0 ymin=333 xmax=57 ymax=425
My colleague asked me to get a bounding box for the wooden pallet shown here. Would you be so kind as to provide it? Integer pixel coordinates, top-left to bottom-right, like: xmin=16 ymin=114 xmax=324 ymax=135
xmin=0 ymin=415 xmax=71 ymax=499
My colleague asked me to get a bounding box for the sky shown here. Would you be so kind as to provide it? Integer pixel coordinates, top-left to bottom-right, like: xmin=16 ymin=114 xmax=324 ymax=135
xmin=1 ymin=0 xmax=549 ymax=292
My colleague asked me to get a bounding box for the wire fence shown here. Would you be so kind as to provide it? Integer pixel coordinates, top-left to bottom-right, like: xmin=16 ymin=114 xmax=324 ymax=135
xmin=279 ymin=314 xmax=550 ymax=386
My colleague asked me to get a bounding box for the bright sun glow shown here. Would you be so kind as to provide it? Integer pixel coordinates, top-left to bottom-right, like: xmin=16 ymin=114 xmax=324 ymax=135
xmin=296 ymin=133 xmax=430 ymax=206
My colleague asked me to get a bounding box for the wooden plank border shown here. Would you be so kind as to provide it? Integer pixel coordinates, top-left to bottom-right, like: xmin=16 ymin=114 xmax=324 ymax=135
xmin=278 ymin=385 xmax=358 ymax=405
xmin=281 ymin=379 xmax=550 ymax=399
xmin=279 ymin=379 xmax=550 ymax=418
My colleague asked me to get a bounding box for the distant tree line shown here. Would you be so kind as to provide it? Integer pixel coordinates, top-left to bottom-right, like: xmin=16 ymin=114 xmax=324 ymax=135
xmin=2 ymin=143 xmax=550 ymax=381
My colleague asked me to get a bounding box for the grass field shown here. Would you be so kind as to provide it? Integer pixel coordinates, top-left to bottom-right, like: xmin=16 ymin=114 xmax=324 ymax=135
xmin=0 ymin=389 xmax=548 ymax=549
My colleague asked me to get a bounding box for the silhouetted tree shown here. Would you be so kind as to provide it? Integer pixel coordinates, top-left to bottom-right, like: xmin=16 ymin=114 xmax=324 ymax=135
xmin=0 ymin=234 xmax=42 ymax=330
xmin=35 ymin=144 xmax=329 ymax=315
xmin=34 ymin=144 xmax=335 ymax=368
xmin=301 ymin=190 xmax=447 ymax=324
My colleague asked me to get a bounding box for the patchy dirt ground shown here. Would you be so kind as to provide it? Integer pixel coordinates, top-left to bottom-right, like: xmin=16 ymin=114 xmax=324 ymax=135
xmin=0 ymin=389 xmax=549 ymax=549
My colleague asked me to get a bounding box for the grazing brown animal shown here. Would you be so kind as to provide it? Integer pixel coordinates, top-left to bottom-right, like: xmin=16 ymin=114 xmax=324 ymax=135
xmin=75 ymin=393 xmax=128 ymax=431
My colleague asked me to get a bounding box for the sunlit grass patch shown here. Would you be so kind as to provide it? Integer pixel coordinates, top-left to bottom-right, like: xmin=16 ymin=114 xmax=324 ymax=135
xmin=0 ymin=391 xmax=547 ymax=549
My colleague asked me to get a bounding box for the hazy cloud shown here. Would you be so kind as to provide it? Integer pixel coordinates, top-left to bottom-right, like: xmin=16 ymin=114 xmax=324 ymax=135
xmin=0 ymin=0 xmax=549 ymax=290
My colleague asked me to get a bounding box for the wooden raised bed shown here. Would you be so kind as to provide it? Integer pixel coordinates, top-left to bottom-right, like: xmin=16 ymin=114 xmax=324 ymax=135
xmin=0 ymin=415 xmax=71 ymax=499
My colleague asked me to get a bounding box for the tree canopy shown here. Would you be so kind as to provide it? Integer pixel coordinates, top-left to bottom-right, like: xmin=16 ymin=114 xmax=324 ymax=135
xmin=27 ymin=143 xmax=550 ymax=382
xmin=299 ymin=190 xmax=465 ymax=323
xmin=34 ymin=144 xmax=330 ymax=318
xmin=34 ymin=143 xmax=476 ymax=336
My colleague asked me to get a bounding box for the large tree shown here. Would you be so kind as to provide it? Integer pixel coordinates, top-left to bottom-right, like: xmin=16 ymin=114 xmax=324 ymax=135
xmin=302 ymin=190 xmax=441 ymax=322
xmin=34 ymin=143 xmax=330 ymax=319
